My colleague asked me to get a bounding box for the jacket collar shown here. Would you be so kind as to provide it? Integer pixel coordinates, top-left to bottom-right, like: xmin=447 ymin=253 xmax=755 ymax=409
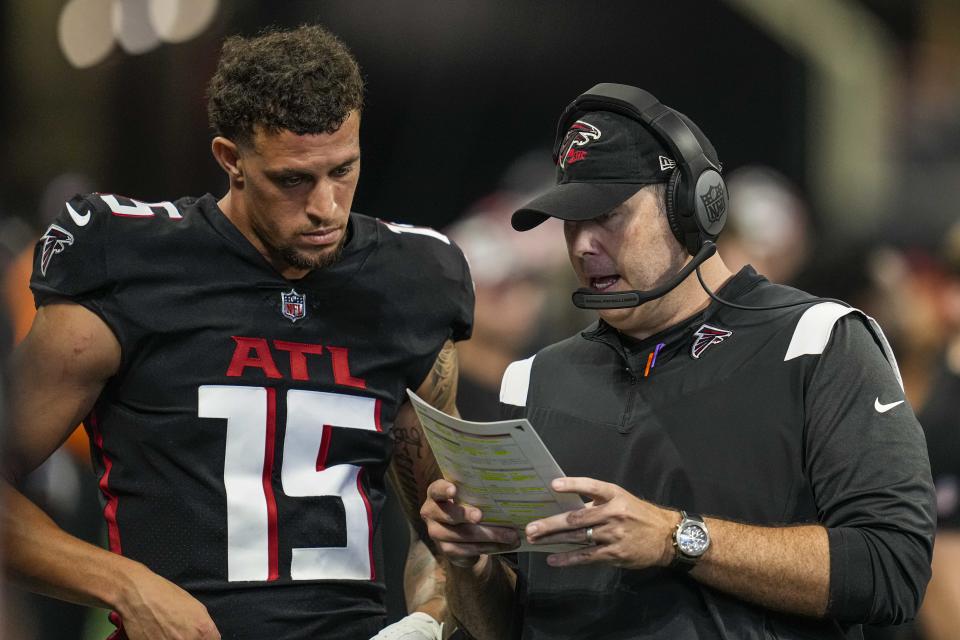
xmin=580 ymin=266 xmax=764 ymax=373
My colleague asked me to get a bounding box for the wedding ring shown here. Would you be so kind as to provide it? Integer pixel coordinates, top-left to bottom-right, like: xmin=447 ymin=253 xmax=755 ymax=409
xmin=585 ymin=527 xmax=594 ymax=544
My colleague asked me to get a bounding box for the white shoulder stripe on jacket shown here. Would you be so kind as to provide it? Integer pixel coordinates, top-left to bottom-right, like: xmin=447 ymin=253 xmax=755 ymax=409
xmin=784 ymin=301 xmax=904 ymax=390
xmin=499 ymin=355 xmax=536 ymax=407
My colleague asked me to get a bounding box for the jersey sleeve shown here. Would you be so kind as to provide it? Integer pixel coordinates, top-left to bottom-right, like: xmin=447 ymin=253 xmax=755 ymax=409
xmin=379 ymin=219 xmax=475 ymax=392
xmin=803 ymin=315 xmax=935 ymax=625
xmin=445 ymin=239 xmax=474 ymax=342
xmin=377 ymin=219 xmax=474 ymax=344
xmin=30 ymin=193 xmax=112 ymax=309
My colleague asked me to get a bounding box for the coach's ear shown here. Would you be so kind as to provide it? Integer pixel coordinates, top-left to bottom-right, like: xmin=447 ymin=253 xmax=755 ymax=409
xmin=211 ymin=136 xmax=244 ymax=187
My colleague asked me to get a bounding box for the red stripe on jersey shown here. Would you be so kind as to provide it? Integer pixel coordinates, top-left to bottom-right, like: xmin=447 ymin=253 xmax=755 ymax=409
xmin=357 ymin=469 xmax=376 ymax=580
xmin=109 ymin=212 xmax=154 ymax=218
xmin=87 ymin=412 xmax=122 ymax=555
xmin=315 ymin=425 xmax=333 ymax=472
xmin=374 ymin=399 xmax=383 ymax=432
xmin=263 ymin=387 xmax=280 ymax=581
xmin=106 ymin=611 xmax=127 ymax=639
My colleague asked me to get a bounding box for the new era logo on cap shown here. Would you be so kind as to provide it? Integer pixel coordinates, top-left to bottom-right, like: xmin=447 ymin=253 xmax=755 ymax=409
xmin=659 ymin=155 xmax=676 ymax=171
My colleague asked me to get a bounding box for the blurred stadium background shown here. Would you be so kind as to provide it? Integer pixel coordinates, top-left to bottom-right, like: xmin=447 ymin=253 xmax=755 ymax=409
xmin=2 ymin=1 xmax=960 ymax=639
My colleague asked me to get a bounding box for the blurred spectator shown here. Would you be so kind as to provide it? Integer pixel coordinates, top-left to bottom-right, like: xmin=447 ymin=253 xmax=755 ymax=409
xmin=1 ymin=259 xmax=13 ymax=637
xmin=718 ymin=165 xmax=812 ymax=285
xmin=894 ymin=2 xmax=960 ymax=243
xmin=0 ymin=204 xmax=26 ymax=639
xmin=890 ymin=13 xmax=960 ymax=636
xmin=916 ymin=221 xmax=960 ymax=640
xmin=445 ymin=152 xmax=585 ymax=421
xmin=447 ymin=199 xmax=568 ymax=421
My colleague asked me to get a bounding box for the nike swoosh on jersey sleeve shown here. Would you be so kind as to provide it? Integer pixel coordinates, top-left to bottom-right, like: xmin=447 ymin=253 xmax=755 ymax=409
xmin=66 ymin=202 xmax=91 ymax=226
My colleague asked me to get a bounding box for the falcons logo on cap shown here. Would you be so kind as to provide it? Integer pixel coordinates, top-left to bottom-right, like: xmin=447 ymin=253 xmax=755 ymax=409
xmin=558 ymin=120 xmax=601 ymax=169
xmin=691 ymin=324 xmax=732 ymax=359
xmin=39 ymin=224 xmax=75 ymax=277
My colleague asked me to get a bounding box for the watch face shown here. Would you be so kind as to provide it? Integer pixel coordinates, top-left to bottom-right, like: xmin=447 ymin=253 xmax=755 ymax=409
xmin=677 ymin=523 xmax=709 ymax=557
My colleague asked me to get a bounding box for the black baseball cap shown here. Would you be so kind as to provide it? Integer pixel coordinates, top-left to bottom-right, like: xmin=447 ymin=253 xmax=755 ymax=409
xmin=512 ymin=109 xmax=718 ymax=231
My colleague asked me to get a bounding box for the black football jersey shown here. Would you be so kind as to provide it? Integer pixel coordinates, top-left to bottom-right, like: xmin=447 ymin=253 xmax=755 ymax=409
xmin=30 ymin=193 xmax=473 ymax=639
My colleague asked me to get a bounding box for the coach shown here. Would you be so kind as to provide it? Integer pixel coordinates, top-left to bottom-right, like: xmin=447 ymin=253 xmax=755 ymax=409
xmin=420 ymin=84 xmax=935 ymax=639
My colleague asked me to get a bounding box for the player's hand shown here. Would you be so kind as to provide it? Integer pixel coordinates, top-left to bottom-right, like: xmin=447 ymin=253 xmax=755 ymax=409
xmin=369 ymin=612 xmax=443 ymax=639
xmin=420 ymin=479 xmax=520 ymax=568
xmin=113 ymin=563 xmax=221 ymax=639
xmin=524 ymin=477 xmax=677 ymax=570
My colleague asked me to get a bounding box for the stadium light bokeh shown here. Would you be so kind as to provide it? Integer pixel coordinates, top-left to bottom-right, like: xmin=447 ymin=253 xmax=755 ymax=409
xmin=58 ymin=0 xmax=219 ymax=68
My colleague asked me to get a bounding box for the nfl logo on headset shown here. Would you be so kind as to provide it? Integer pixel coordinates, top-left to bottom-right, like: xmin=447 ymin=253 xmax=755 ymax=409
xmin=280 ymin=289 xmax=306 ymax=323
xmin=700 ymin=183 xmax=727 ymax=223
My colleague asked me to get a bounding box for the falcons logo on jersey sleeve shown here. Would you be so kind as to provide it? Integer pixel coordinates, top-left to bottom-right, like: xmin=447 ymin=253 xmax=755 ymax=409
xmin=691 ymin=324 xmax=733 ymax=359
xmin=40 ymin=224 xmax=75 ymax=277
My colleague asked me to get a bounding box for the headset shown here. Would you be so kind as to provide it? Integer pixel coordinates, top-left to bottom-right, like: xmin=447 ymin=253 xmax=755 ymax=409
xmin=555 ymin=83 xmax=726 ymax=259
xmin=562 ymin=84 xmax=842 ymax=313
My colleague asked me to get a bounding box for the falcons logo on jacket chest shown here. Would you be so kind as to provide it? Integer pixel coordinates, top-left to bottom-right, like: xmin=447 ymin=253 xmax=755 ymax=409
xmin=691 ymin=324 xmax=733 ymax=359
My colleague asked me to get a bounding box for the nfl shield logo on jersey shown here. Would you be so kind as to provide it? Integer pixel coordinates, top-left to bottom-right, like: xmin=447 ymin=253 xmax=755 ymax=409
xmin=280 ymin=289 xmax=306 ymax=323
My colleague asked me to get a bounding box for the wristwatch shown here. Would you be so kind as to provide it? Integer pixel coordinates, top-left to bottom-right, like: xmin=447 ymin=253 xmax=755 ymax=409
xmin=671 ymin=511 xmax=710 ymax=571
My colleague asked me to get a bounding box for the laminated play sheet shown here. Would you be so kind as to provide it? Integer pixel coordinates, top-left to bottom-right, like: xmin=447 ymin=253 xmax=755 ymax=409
xmin=406 ymin=389 xmax=589 ymax=553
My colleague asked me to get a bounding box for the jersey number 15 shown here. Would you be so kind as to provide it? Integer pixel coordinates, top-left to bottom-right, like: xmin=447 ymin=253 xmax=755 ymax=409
xmin=199 ymin=385 xmax=378 ymax=583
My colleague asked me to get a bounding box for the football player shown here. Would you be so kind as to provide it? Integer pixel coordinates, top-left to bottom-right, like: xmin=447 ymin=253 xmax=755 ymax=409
xmin=2 ymin=25 xmax=471 ymax=640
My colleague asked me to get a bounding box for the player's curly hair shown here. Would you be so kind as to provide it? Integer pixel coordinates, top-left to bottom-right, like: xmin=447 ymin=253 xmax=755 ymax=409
xmin=206 ymin=24 xmax=364 ymax=147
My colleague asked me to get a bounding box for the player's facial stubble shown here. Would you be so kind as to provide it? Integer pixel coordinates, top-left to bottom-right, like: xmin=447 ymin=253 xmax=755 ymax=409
xmin=231 ymin=116 xmax=361 ymax=278
xmin=257 ymin=218 xmax=347 ymax=272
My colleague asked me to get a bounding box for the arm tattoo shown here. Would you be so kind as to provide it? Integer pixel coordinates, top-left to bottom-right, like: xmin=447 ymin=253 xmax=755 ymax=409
xmin=387 ymin=340 xmax=460 ymax=550
xmin=386 ymin=418 xmax=438 ymax=549
xmin=426 ymin=340 xmax=459 ymax=415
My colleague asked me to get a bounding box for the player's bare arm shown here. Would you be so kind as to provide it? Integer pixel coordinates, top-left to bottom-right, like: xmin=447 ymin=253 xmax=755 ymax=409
xmin=1 ymin=303 xmax=221 ymax=639
xmin=404 ymin=341 xmax=523 ymax=638
xmin=387 ymin=339 xmax=459 ymax=537
xmin=382 ymin=339 xmax=460 ymax=634
xmin=421 ymin=477 xmax=520 ymax=640
xmin=401 ymin=522 xmax=448 ymax=626
xmin=525 ymin=477 xmax=830 ymax=618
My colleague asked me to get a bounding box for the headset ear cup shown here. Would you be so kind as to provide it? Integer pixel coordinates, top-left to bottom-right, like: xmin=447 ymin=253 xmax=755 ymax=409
xmin=664 ymin=170 xmax=687 ymax=251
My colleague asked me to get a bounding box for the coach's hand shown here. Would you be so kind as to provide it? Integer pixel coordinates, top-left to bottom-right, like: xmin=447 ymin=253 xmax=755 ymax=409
xmin=114 ymin=563 xmax=221 ymax=639
xmin=524 ymin=477 xmax=678 ymax=570
xmin=420 ymin=479 xmax=520 ymax=567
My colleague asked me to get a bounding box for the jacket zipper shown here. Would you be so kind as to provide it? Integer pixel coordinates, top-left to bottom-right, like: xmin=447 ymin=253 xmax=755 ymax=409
xmin=619 ymin=367 xmax=640 ymax=434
